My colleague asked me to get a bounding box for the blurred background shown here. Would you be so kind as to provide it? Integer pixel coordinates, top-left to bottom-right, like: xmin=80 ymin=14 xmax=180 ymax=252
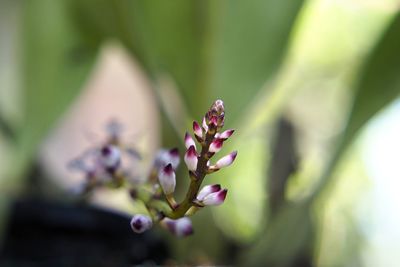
xmin=1 ymin=0 xmax=400 ymax=266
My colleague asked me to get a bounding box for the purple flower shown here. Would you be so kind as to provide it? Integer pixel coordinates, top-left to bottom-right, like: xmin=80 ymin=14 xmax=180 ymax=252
xmin=163 ymin=217 xmax=193 ymax=237
xmin=99 ymin=145 xmax=121 ymax=172
xmin=215 ymin=129 xmax=234 ymax=140
xmin=202 ymin=189 xmax=228 ymax=206
xmin=130 ymin=214 xmax=153 ymax=233
xmin=209 ymin=138 xmax=224 ymax=153
xmin=211 ymin=151 xmax=238 ymax=170
xmin=196 ymin=184 xmax=221 ymax=201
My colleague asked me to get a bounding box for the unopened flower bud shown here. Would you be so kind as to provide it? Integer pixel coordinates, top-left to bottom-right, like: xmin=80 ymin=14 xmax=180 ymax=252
xmin=158 ymin=164 xmax=176 ymax=195
xmin=184 ymin=145 xmax=198 ymax=171
xmin=130 ymin=214 xmax=153 ymax=233
xmin=209 ymin=138 xmax=224 ymax=153
xmin=214 ymin=151 xmax=237 ymax=169
xmin=184 ymin=132 xmax=196 ymax=149
xmin=206 ymin=100 xmax=225 ymax=129
xmin=202 ymin=117 xmax=209 ymax=132
xmin=218 ymin=113 xmax=225 ymax=127
xmin=193 ymin=121 xmax=203 ymax=139
xmin=99 ymin=145 xmax=121 ymax=170
xmin=212 ymin=99 xmax=225 ymax=114
xmin=209 ymin=116 xmax=218 ymax=126
xmin=163 ymin=217 xmax=193 ymax=237
xmin=217 ymin=129 xmax=234 ymax=140
xmin=197 ymin=184 xmax=221 ymax=201
xmin=202 ymin=189 xmax=228 ymax=206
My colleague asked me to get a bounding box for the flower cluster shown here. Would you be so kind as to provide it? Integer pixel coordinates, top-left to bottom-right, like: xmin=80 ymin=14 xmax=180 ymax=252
xmin=70 ymin=100 xmax=237 ymax=237
xmin=68 ymin=120 xmax=142 ymax=194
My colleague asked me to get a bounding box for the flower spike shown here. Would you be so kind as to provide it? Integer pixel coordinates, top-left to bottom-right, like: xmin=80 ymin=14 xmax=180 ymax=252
xmin=69 ymin=100 xmax=237 ymax=238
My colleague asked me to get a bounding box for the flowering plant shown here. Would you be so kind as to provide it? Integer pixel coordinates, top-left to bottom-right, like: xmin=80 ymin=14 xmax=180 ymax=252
xmin=70 ymin=100 xmax=237 ymax=237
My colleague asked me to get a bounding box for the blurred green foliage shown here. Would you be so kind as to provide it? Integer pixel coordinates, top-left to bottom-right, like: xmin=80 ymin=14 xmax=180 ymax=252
xmin=0 ymin=0 xmax=400 ymax=266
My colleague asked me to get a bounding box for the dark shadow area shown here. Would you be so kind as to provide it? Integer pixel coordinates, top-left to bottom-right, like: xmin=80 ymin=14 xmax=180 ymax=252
xmin=0 ymin=198 xmax=168 ymax=267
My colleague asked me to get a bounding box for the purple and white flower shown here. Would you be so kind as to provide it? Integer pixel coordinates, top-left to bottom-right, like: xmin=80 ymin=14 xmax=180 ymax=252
xmin=99 ymin=145 xmax=121 ymax=170
xmin=158 ymin=164 xmax=176 ymax=195
xmin=202 ymin=189 xmax=228 ymax=206
xmin=184 ymin=132 xmax=196 ymax=149
xmin=184 ymin=145 xmax=198 ymax=171
xmin=209 ymin=138 xmax=224 ymax=153
xmin=211 ymin=151 xmax=237 ymax=170
xmin=215 ymin=129 xmax=234 ymax=140
xmin=163 ymin=217 xmax=193 ymax=237
xmin=130 ymin=214 xmax=153 ymax=233
xmin=196 ymin=184 xmax=221 ymax=201
xmin=193 ymin=121 xmax=203 ymax=139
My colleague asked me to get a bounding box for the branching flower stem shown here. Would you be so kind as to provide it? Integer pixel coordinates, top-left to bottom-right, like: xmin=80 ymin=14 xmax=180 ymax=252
xmin=166 ymin=132 xmax=215 ymax=219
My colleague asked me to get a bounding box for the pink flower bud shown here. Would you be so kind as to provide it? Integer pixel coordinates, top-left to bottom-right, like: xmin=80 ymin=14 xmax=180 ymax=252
xmin=99 ymin=145 xmax=121 ymax=170
xmin=184 ymin=145 xmax=198 ymax=171
xmin=197 ymin=184 xmax=221 ymax=201
xmin=130 ymin=214 xmax=153 ymax=233
xmin=209 ymin=138 xmax=224 ymax=153
xmin=163 ymin=217 xmax=193 ymax=237
xmin=193 ymin=121 xmax=203 ymax=139
xmin=158 ymin=164 xmax=176 ymax=195
xmin=218 ymin=129 xmax=234 ymax=140
xmin=202 ymin=189 xmax=228 ymax=206
xmin=214 ymin=151 xmax=237 ymax=169
xmin=209 ymin=115 xmax=218 ymax=126
xmin=184 ymin=132 xmax=196 ymax=149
